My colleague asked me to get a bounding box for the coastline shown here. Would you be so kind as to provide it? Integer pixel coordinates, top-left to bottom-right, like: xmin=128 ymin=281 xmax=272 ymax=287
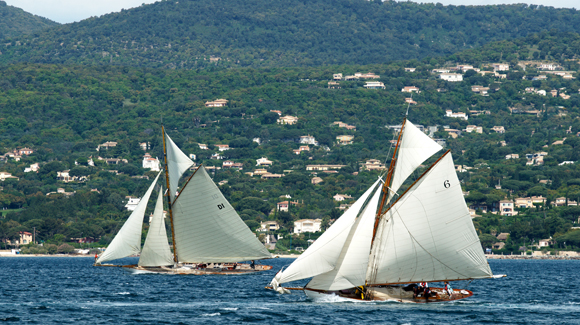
xmin=2 ymin=253 xmax=578 ymax=260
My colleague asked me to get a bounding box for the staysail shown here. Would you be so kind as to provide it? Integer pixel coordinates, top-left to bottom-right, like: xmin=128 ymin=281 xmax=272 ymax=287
xmin=388 ymin=120 xmax=442 ymax=201
xmin=164 ymin=130 xmax=194 ymax=202
xmin=274 ymin=179 xmax=382 ymax=286
xmin=138 ymin=190 xmax=174 ymax=267
xmin=367 ymin=152 xmax=493 ymax=284
xmin=171 ymin=166 xmax=271 ymax=263
xmin=306 ymin=180 xmax=383 ymax=290
xmin=97 ymin=172 xmax=161 ymax=264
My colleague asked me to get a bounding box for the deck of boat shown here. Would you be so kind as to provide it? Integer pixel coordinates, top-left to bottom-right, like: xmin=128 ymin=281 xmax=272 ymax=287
xmin=303 ymin=286 xmax=473 ymax=303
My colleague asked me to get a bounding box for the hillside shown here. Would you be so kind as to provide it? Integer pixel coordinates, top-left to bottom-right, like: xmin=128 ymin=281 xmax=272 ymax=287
xmin=0 ymin=1 xmax=58 ymax=39
xmin=2 ymin=0 xmax=580 ymax=68
xmin=1 ymin=32 xmax=580 ymax=253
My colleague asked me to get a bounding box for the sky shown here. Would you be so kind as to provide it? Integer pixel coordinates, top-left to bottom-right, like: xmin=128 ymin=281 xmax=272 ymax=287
xmin=3 ymin=0 xmax=579 ymax=24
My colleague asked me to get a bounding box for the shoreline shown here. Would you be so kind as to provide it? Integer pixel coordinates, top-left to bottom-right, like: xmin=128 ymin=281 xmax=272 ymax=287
xmin=1 ymin=253 xmax=578 ymax=260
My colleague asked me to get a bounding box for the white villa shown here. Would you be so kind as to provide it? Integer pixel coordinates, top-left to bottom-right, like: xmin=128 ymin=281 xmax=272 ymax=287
xmin=142 ymin=153 xmax=160 ymax=171
xmin=293 ymin=219 xmax=322 ymax=234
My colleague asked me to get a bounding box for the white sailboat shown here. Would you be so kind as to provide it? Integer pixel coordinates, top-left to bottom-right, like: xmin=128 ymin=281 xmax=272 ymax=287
xmin=269 ymin=119 xmax=504 ymax=302
xmin=95 ymin=127 xmax=273 ymax=274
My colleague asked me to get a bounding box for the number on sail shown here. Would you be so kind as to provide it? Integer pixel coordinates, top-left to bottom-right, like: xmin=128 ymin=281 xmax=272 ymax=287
xmin=217 ymin=203 xmax=225 ymax=210
xmin=444 ymin=180 xmax=450 ymax=188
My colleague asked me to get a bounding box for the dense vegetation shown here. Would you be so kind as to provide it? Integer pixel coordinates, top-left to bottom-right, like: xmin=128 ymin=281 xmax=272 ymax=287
xmin=0 ymin=1 xmax=58 ymax=39
xmin=3 ymin=0 xmax=580 ymax=68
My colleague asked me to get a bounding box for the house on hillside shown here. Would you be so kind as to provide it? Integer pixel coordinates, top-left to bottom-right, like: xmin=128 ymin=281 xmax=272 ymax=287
xmin=498 ymin=200 xmax=517 ymax=216
xmin=277 ymin=115 xmax=299 ymax=125
xmin=97 ymin=141 xmax=117 ymax=151
xmin=293 ymin=219 xmax=322 ymax=234
xmin=336 ymin=135 xmax=354 ymax=145
xmin=439 ymin=73 xmax=463 ymax=82
xmin=363 ymin=81 xmax=385 ymax=89
xmin=125 ymin=197 xmax=141 ymax=211
xmin=445 ymin=110 xmax=468 ymax=120
xmin=204 ymin=99 xmax=228 ymax=107
xmin=300 ymin=135 xmax=318 ymax=145
xmin=401 ymin=86 xmax=420 ymax=93
xmin=256 ymin=157 xmax=273 ymax=166
xmin=142 ymin=153 xmax=160 ymax=171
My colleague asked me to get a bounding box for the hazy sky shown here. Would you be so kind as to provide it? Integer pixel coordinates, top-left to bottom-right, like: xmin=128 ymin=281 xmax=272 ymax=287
xmin=3 ymin=0 xmax=579 ymax=24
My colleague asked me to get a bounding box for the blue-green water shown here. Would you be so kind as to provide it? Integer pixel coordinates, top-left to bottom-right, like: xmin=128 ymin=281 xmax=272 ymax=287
xmin=0 ymin=257 xmax=578 ymax=324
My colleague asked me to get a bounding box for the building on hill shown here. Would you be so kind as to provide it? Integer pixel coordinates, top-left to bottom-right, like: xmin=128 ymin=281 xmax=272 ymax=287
xmin=277 ymin=201 xmax=289 ymax=212
xmin=336 ymin=135 xmax=354 ymax=145
xmin=363 ymin=81 xmax=385 ymax=89
xmin=256 ymin=157 xmax=273 ymax=166
xmin=300 ymin=135 xmax=318 ymax=145
xmin=97 ymin=141 xmax=117 ymax=151
xmin=492 ymin=63 xmax=509 ymax=71
xmin=492 ymin=242 xmax=505 ymax=250
xmin=204 ymin=99 xmax=228 ymax=107
xmin=333 ymin=73 xmax=343 ymax=80
xmin=445 ymin=110 xmax=468 ymax=120
xmin=198 ymin=143 xmax=208 ymax=150
xmin=515 ymin=196 xmax=546 ymax=208
xmin=496 ymin=233 xmax=510 ymax=241
xmin=306 ymin=164 xmax=345 ymax=171
xmin=262 ymin=173 xmax=283 ymax=179
xmin=293 ymin=146 xmax=310 ymax=155
xmin=293 ymin=219 xmax=322 ymax=234
xmin=125 ymin=197 xmax=141 ymax=211
xmin=142 ymin=153 xmax=160 ymax=171
xmin=465 ymin=125 xmax=482 ymax=133
xmin=215 ymin=144 xmax=230 ymax=151
xmin=311 ymin=177 xmax=324 ymax=185
xmin=498 ymin=200 xmax=517 ymax=216
xmin=492 ymin=126 xmax=505 ymax=133
xmin=404 ymin=68 xmax=416 ymax=72
xmin=439 ymin=73 xmax=463 ymax=82
xmin=333 ymin=194 xmax=353 ymax=201
xmin=277 ymin=115 xmax=299 ymax=125
xmin=24 ymin=163 xmax=40 ymax=173
xmin=0 ymin=172 xmax=18 ymax=181
xmin=401 ymin=86 xmax=420 ymax=93
xmin=259 ymin=221 xmax=280 ymax=232
xmin=362 ymin=159 xmax=386 ymax=171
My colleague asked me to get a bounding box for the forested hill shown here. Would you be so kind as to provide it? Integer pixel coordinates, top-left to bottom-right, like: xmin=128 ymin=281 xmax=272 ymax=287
xmin=0 ymin=1 xmax=58 ymax=40
xmin=2 ymin=0 xmax=580 ymax=68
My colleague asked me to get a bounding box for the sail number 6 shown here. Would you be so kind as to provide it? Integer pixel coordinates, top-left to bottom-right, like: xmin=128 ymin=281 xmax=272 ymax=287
xmin=443 ymin=180 xmax=450 ymax=188
xmin=217 ymin=203 xmax=225 ymax=210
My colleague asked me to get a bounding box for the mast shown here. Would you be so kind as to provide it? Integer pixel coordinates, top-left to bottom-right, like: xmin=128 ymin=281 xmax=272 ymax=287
xmin=371 ymin=117 xmax=406 ymax=245
xmin=162 ymin=125 xmax=179 ymax=264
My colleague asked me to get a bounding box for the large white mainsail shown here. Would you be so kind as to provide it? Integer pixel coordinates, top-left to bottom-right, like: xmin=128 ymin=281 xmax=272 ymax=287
xmin=164 ymin=130 xmax=194 ymax=202
xmin=171 ymin=166 xmax=271 ymax=263
xmin=388 ymin=120 xmax=442 ymax=201
xmin=97 ymin=172 xmax=161 ymax=264
xmin=306 ymin=180 xmax=383 ymax=291
xmin=138 ymin=190 xmax=174 ymax=267
xmin=273 ymin=179 xmax=382 ymax=286
xmin=367 ymin=152 xmax=493 ymax=285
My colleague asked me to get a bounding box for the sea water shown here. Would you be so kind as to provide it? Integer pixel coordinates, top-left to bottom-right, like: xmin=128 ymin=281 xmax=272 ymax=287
xmin=0 ymin=257 xmax=578 ymax=324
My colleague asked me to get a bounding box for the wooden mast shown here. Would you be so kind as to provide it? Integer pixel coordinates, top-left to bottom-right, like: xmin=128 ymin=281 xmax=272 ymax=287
xmin=371 ymin=117 xmax=406 ymax=245
xmin=162 ymin=125 xmax=179 ymax=264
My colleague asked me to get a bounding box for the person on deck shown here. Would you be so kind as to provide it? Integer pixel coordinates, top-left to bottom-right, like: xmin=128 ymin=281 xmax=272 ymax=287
xmin=94 ymin=253 xmax=98 ymax=264
xmin=445 ymin=281 xmax=453 ymax=298
xmin=250 ymin=260 xmax=255 ymax=269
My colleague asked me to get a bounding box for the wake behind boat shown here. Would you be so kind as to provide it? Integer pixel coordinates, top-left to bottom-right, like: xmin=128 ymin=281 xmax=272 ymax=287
xmin=269 ymin=118 xmax=505 ymax=303
xmin=95 ymin=126 xmax=272 ymax=274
